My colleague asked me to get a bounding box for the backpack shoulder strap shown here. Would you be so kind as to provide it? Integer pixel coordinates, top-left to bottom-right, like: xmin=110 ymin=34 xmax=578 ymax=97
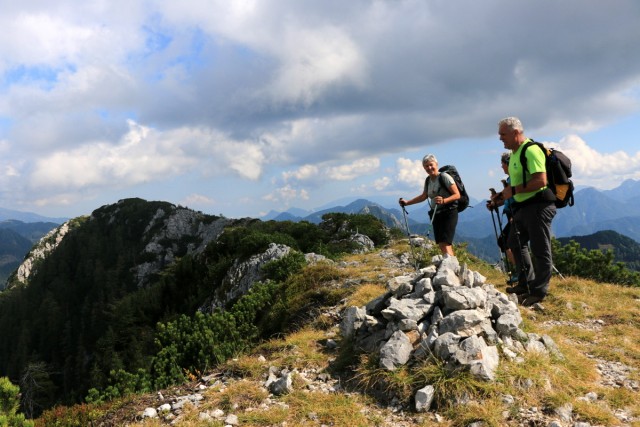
xmin=438 ymin=172 xmax=452 ymax=194
xmin=519 ymin=139 xmax=543 ymax=187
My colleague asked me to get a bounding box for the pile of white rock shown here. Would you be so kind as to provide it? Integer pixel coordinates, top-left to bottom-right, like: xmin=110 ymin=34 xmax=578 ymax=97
xmin=339 ymin=255 xmax=563 ymax=412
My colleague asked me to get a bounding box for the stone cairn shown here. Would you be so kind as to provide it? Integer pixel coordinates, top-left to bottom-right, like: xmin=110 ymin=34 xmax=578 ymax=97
xmin=339 ymin=254 xmax=563 ymax=412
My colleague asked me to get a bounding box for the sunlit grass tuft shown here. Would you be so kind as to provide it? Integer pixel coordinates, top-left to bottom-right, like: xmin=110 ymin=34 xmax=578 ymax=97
xmin=203 ymin=380 xmax=269 ymax=412
xmin=347 ymin=283 xmax=387 ymax=307
xmin=281 ymin=391 xmax=373 ymax=427
xmin=253 ymin=327 xmax=330 ymax=370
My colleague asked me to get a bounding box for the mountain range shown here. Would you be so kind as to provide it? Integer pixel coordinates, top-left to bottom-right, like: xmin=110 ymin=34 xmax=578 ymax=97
xmin=261 ymin=179 xmax=640 ymax=265
xmin=0 ymin=206 xmax=67 ymax=224
xmin=1 ymin=179 xmax=639 ymax=288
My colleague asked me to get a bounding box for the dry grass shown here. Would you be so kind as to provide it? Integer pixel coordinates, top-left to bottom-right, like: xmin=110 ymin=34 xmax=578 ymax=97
xmin=347 ymin=283 xmax=388 ymax=307
xmin=251 ymin=327 xmax=331 ymax=371
xmin=203 ymin=380 xmax=269 ymax=412
xmin=221 ymin=354 xmax=269 ymax=380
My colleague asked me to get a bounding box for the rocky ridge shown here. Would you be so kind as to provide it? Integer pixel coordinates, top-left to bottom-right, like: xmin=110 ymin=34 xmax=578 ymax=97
xmin=131 ymin=205 xmax=232 ymax=287
xmin=13 ymin=221 xmax=71 ymax=285
xmin=11 ymin=200 xmax=235 ymax=289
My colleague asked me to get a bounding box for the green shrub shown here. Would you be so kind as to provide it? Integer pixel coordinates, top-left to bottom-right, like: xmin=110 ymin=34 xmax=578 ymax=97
xmin=0 ymin=377 xmax=33 ymax=427
xmin=320 ymin=213 xmax=389 ymax=247
xmin=0 ymin=377 xmax=20 ymax=417
xmin=552 ymin=239 xmax=640 ymax=286
xmin=151 ymin=280 xmax=281 ymax=390
xmin=261 ymin=252 xmax=307 ymax=282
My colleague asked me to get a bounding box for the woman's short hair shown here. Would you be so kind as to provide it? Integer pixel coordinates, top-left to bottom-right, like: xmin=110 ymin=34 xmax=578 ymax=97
xmin=422 ymin=154 xmax=437 ymax=164
xmin=501 ymin=152 xmax=511 ymax=164
xmin=498 ymin=116 xmax=523 ymax=132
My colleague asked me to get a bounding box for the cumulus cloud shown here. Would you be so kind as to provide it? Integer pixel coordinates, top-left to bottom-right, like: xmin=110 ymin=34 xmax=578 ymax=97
xmin=28 ymin=120 xmax=270 ymax=191
xmin=181 ymin=193 xmax=215 ymax=208
xmin=552 ymin=135 xmax=640 ymax=188
xmin=262 ymin=26 xmax=367 ymax=106
xmin=263 ymin=184 xmax=309 ymax=204
xmin=396 ymin=157 xmax=425 ymax=187
xmin=28 ymin=121 xmax=189 ymax=190
xmin=326 ymin=157 xmax=380 ymax=181
xmin=282 ymin=164 xmax=320 ymax=182
xmin=373 ymin=176 xmax=391 ymax=191
xmin=281 ymin=157 xmax=380 ymax=184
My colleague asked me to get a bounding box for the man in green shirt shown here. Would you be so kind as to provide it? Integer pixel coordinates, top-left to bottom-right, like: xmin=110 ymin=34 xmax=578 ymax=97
xmin=491 ymin=117 xmax=556 ymax=306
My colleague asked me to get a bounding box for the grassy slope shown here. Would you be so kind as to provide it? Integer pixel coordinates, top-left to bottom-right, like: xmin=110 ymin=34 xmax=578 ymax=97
xmin=35 ymin=240 xmax=640 ymax=427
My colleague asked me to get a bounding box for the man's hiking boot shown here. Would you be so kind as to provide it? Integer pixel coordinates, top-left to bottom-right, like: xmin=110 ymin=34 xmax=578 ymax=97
xmin=506 ymin=274 xmax=519 ymax=284
xmin=521 ymin=294 xmax=545 ymax=307
xmin=506 ymin=284 xmax=528 ymax=295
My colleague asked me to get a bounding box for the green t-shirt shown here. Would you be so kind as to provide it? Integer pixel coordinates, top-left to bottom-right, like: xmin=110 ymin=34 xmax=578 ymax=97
xmin=509 ymin=139 xmax=547 ymax=203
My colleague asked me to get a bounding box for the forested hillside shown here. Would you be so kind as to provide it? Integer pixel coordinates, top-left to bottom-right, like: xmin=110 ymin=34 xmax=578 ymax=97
xmin=0 ymin=199 xmax=392 ymax=416
xmin=557 ymin=230 xmax=640 ymax=271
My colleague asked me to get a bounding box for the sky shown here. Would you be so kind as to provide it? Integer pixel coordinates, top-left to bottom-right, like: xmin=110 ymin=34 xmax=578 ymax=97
xmin=1 ymin=0 xmax=639 ymax=221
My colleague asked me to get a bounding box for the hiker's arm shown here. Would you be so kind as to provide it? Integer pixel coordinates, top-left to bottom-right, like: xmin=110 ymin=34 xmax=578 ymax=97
xmin=435 ymin=183 xmax=460 ymax=205
xmin=512 ymin=171 xmax=547 ymax=195
xmin=400 ymin=191 xmax=428 ymax=206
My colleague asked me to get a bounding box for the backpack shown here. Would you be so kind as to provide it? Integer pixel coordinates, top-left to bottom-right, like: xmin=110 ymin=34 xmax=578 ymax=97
xmin=438 ymin=165 xmax=470 ymax=212
xmin=520 ymin=140 xmax=575 ymax=208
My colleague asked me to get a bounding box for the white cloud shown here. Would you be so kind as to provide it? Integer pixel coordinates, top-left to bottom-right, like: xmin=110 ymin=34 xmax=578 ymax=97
xmin=373 ymin=176 xmax=391 ymax=191
xmin=553 ymin=135 xmax=640 ymax=188
xmin=281 ymin=156 xmax=380 ymax=185
xmin=396 ymin=157 xmax=425 ymax=187
xmin=282 ymin=164 xmax=320 ymax=182
xmin=264 ymin=26 xmax=367 ymax=106
xmin=263 ymin=184 xmax=309 ymax=204
xmin=181 ymin=193 xmax=215 ymax=207
xmin=0 ymin=3 xmax=145 ymax=73
xmin=30 ymin=193 xmax=79 ymax=209
xmin=29 ymin=121 xmax=188 ymax=190
xmin=28 ymin=120 xmax=270 ymax=191
xmin=326 ymin=157 xmax=379 ymax=181
xmin=209 ymin=140 xmax=266 ymax=181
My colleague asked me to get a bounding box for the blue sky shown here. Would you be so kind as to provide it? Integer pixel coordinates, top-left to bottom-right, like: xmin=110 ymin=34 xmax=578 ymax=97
xmin=1 ymin=0 xmax=639 ymax=220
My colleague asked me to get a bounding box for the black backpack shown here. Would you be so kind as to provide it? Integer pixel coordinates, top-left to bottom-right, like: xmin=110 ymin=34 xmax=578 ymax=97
xmin=438 ymin=165 xmax=470 ymax=212
xmin=520 ymin=140 xmax=575 ymax=208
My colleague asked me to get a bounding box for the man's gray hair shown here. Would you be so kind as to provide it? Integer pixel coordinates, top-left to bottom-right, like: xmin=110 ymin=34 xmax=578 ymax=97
xmin=501 ymin=152 xmax=511 ymax=164
xmin=498 ymin=116 xmax=523 ymax=132
xmin=422 ymin=154 xmax=437 ymax=164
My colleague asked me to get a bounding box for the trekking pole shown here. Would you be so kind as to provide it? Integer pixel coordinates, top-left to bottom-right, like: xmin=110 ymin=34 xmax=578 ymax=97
xmin=552 ymin=264 xmax=566 ymax=280
xmin=493 ymin=209 xmax=515 ymax=275
xmin=509 ymin=217 xmax=530 ymax=294
xmin=489 ymin=208 xmax=506 ymax=271
xmin=428 ymin=202 xmax=438 ymax=240
xmin=489 ymin=188 xmax=509 ymax=273
xmin=400 ymin=203 xmax=419 ymax=271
